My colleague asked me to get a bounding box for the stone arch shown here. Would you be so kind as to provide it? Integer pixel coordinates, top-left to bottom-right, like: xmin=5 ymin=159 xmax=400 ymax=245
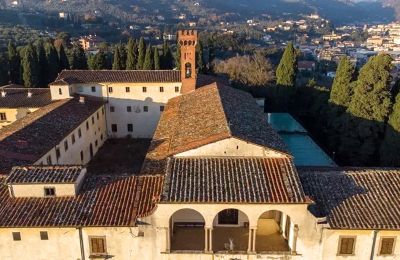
xmin=185 ymin=62 xmax=192 ymax=78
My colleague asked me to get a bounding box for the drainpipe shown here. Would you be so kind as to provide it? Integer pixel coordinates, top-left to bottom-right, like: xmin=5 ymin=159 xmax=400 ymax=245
xmin=77 ymin=227 xmax=85 ymax=260
xmin=370 ymin=230 xmax=378 ymax=260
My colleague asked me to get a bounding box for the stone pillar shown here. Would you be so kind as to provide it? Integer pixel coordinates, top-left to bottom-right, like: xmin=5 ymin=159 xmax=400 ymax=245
xmin=165 ymin=227 xmax=171 ymax=253
xmin=208 ymin=228 xmax=213 ymax=253
xmin=204 ymin=227 xmax=208 ymax=252
xmin=252 ymin=227 xmax=257 ymax=252
xmin=248 ymin=228 xmax=257 ymax=253
xmin=292 ymin=224 xmax=299 ymax=255
xmin=248 ymin=228 xmax=252 ymax=253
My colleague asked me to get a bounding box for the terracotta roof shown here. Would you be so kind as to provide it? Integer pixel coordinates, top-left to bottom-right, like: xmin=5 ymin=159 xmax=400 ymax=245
xmin=162 ymin=157 xmax=306 ymax=204
xmin=0 ymin=88 xmax=53 ymax=108
xmin=54 ymin=70 xmax=181 ymax=84
xmin=142 ymin=83 xmax=288 ymax=175
xmin=6 ymin=166 xmax=83 ymax=184
xmin=0 ymin=174 xmax=163 ymax=227
xmin=299 ymin=167 xmax=400 ymax=230
xmin=0 ymin=96 xmax=105 ymax=174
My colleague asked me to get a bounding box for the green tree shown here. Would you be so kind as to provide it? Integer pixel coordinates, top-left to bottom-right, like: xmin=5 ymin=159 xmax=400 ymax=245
xmin=8 ymin=41 xmax=20 ymax=84
xmin=36 ymin=40 xmax=47 ymax=87
xmin=175 ymin=43 xmax=181 ymax=70
xmin=90 ymin=51 xmax=108 ymax=70
xmin=0 ymin=54 xmax=9 ymax=86
xmin=196 ymin=41 xmax=204 ymax=72
xmin=58 ymin=44 xmax=70 ymax=71
xmin=22 ymin=43 xmax=39 ymax=88
xmin=136 ymin=37 xmax=146 ymax=70
xmin=126 ymin=38 xmax=137 ymax=70
xmin=380 ymin=93 xmax=400 ymax=166
xmin=154 ymin=46 xmax=160 ymax=70
xmin=119 ymin=44 xmax=127 ymax=70
xmin=69 ymin=42 xmax=88 ymax=70
xmin=162 ymin=40 xmax=173 ymax=69
xmin=143 ymin=44 xmax=153 ymax=70
xmin=276 ymin=42 xmax=298 ymax=87
xmin=112 ymin=45 xmax=123 ymax=70
xmin=330 ymin=56 xmax=356 ymax=108
xmin=45 ymin=43 xmax=60 ymax=84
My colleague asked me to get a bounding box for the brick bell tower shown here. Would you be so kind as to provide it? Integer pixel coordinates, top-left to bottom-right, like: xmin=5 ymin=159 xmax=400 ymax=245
xmin=178 ymin=29 xmax=198 ymax=94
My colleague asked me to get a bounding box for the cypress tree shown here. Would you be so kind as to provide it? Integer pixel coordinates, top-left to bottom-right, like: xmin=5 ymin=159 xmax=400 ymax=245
xmin=162 ymin=40 xmax=173 ymax=69
xmin=8 ymin=41 xmax=20 ymax=84
xmin=196 ymin=40 xmax=204 ymax=72
xmin=91 ymin=51 xmax=108 ymax=70
xmin=143 ymin=44 xmax=153 ymax=70
xmin=119 ymin=44 xmax=127 ymax=70
xmin=70 ymin=42 xmax=88 ymax=70
xmin=380 ymin=93 xmax=400 ymax=166
xmin=175 ymin=43 xmax=181 ymax=70
xmin=136 ymin=37 xmax=146 ymax=70
xmin=45 ymin=43 xmax=60 ymax=84
xmin=126 ymin=38 xmax=137 ymax=70
xmin=36 ymin=40 xmax=47 ymax=87
xmin=58 ymin=44 xmax=70 ymax=71
xmin=22 ymin=43 xmax=39 ymax=88
xmin=0 ymin=54 xmax=9 ymax=86
xmin=154 ymin=46 xmax=160 ymax=70
xmin=330 ymin=56 xmax=356 ymax=108
xmin=112 ymin=45 xmax=123 ymax=70
xmin=276 ymin=42 xmax=298 ymax=87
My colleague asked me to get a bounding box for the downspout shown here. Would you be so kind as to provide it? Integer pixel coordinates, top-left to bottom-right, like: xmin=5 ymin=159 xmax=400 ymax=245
xmin=104 ymin=84 xmax=110 ymax=135
xmin=77 ymin=227 xmax=85 ymax=260
xmin=370 ymin=230 xmax=378 ymax=260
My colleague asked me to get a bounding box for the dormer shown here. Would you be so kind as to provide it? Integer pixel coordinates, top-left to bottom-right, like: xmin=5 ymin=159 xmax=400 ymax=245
xmin=5 ymin=166 xmax=87 ymax=198
xmin=49 ymin=79 xmax=73 ymax=100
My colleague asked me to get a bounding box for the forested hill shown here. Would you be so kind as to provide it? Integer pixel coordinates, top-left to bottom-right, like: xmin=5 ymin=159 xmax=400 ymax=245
xmin=2 ymin=0 xmax=396 ymax=25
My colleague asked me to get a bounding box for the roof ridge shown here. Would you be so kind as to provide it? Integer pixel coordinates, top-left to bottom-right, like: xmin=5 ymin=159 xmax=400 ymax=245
xmin=214 ymin=83 xmax=232 ymax=137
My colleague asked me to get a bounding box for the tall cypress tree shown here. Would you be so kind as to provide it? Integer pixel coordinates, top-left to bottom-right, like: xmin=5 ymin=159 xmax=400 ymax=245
xmin=58 ymin=44 xmax=70 ymax=71
xmin=380 ymin=93 xmax=400 ymax=166
xmin=154 ymin=46 xmax=160 ymax=70
xmin=175 ymin=43 xmax=181 ymax=70
xmin=196 ymin=40 xmax=204 ymax=72
xmin=8 ymin=41 xmax=20 ymax=84
xmin=91 ymin=51 xmax=108 ymax=70
xmin=276 ymin=42 xmax=298 ymax=87
xmin=112 ymin=45 xmax=123 ymax=70
xmin=69 ymin=42 xmax=87 ymax=70
xmin=136 ymin=37 xmax=146 ymax=70
xmin=45 ymin=43 xmax=60 ymax=84
xmin=143 ymin=44 xmax=153 ymax=70
xmin=119 ymin=44 xmax=127 ymax=70
xmin=22 ymin=43 xmax=39 ymax=88
xmin=36 ymin=40 xmax=47 ymax=87
xmin=330 ymin=56 xmax=356 ymax=108
xmin=126 ymin=38 xmax=137 ymax=70
xmin=0 ymin=54 xmax=9 ymax=86
xmin=162 ymin=40 xmax=173 ymax=69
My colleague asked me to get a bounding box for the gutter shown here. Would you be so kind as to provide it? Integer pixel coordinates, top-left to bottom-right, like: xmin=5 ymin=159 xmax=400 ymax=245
xmin=370 ymin=230 xmax=378 ymax=260
xmin=77 ymin=227 xmax=85 ymax=260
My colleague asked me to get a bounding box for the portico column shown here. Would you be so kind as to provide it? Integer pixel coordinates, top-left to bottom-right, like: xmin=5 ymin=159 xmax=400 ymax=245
xmin=208 ymin=227 xmax=213 ymax=253
xmin=292 ymin=224 xmax=299 ymax=255
xmin=165 ymin=227 xmax=171 ymax=253
xmin=204 ymin=227 xmax=208 ymax=252
xmin=248 ymin=227 xmax=257 ymax=253
xmin=252 ymin=227 xmax=257 ymax=252
xmin=248 ymin=228 xmax=252 ymax=252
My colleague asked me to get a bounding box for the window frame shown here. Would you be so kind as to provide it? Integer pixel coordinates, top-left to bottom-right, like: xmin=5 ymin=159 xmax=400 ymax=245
xmin=91 ymin=86 xmax=96 ymax=93
xmin=111 ymin=124 xmax=117 ymax=133
xmin=337 ymin=236 xmax=356 ymax=256
xmin=40 ymin=231 xmax=49 ymax=240
xmin=143 ymin=106 xmax=148 ymax=112
xmin=127 ymin=106 xmax=132 ymax=112
xmin=108 ymin=87 xmax=113 ymax=93
xmin=127 ymin=124 xmax=133 ymax=132
xmin=142 ymin=87 xmax=147 ymax=93
xmin=56 ymin=148 xmax=61 ymax=159
xmin=12 ymin=232 xmax=21 ymax=241
xmin=64 ymin=140 xmax=68 ymax=152
xmin=44 ymin=187 xmax=56 ymax=197
xmin=110 ymin=106 xmax=115 ymax=113
xmin=71 ymin=133 xmax=76 ymax=144
xmin=378 ymin=236 xmax=396 ymax=256
xmin=0 ymin=112 xmax=6 ymax=121
xmin=175 ymin=86 xmax=180 ymax=93
xmin=159 ymin=86 xmax=164 ymax=92
xmin=125 ymin=87 xmax=130 ymax=93
xmin=160 ymin=106 xmax=165 ymax=112
xmin=89 ymin=236 xmax=107 ymax=256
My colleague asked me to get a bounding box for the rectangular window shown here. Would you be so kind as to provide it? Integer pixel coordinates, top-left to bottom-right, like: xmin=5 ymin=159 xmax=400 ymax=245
xmin=126 ymin=87 xmax=130 ymax=93
xmin=0 ymin=113 xmax=6 ymax=121
xmin=90 ymin=236 xmax=107 ymax=255
xmin=218 ymin=209 xmax=239 ymax=225
xmin=100 ymin=134 xmax=103 ymax=140
xmin=111 ymin=124 xmax=117 ymax=133
xmin=127 ymin=124 xmax=133 ymax=132
xmin=379 ymin=237 xmax=395 ymax=255
xmin=44 ymin=187 xmax=56 ymax=197
xmin=64 ymin=140 xmax=68 ymax=152
xmin=56 ymin=148 xmax=61 ymax=159
xmin=58 ymin=88 xmax=62 ymax=95
xmin=338 ymin=237 xmax=356 ymax=255
xmin=80 ymin=151 xmax=84 ymax=162
xmin=91 ymin=86 xmax=96 ymax=92
xmin=110 ymin=106 xmax=115 ymax=113
xmin=86 ymin=121 xmax=89 ymax=130
xmin=92 ymin=116 xmax=95 ymax=125
xmin=142 ymin=87 xmax=147 ymax=93
xmin=71 ymin=134 xmax=75 ymax=144
xmin=159 ymin=86 xmax=164 ymax=92
xmin=12 ymin=232 xmax=21 ymax=241
xmin=97 ymin=112 xmax=99 ymax=120
xmin=143 ymin=106 xmax=148 ymax=112
xmin=175 ymin=86 xmax=180 ymax=93
xmin=108 ymin=87 xmax=113 ymax=93
xmin=46 ymin=155 xmax=52 ymax=165
xmin=160 ymin=106 xmax=165 ymax=112
xmin=102 ymin=108 xmax=104 ymax=115
xmin=40 ymin=231 xmax=48 ymax=240
xmin=78 ymin=128 xmax=82 ymax=138
xmin=127 ymin=106 xmax=132 ymax=112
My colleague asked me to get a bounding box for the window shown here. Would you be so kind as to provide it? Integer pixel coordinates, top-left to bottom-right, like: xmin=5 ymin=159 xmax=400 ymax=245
xmin=185 ymin=62 xmax=192 ymax=78
xmin=100 ymin=134 xmax=103 ymax=140
xmin=126 ymin=87 xmax=130 ymax=93
xmin=102 ymin=108 xmax=105 ymax=115
xmin=90 ymin=236 xmax=107 ymax=256
xmin=92 ymin=116 xmax=95 ymax=125
xmin=91 ymin=86 xmax=96 ymax=93
xmin=127 ymin=124 xmax=133 ymax=132
xmin=96 ymin=112 xmax=99 ymax=120
xmin=338 ymin=236 xmax=356 ymax=255
xmin=46 ymin=155 xmax=52 ymax=165
xmin=175 ymin=86 xmax=180 ymax=93
xmin=379 ymin=237 xmax=395 ymax=255
xmin=143 ymin=106 xmax=148 ymax=112
xmin=142 ymin=87 xmax=147 ymax=93
xmin=80 ymin=151 xmax=84 ymax=162
xmin=127 ymin=106 xmax=132 ymax=112
xmin=218 ymin=209 xmax=239 ymax=225
xmin=71 ymin=134 xmax=75 ymax=144
xmin=12 ymin=232 xmax=21 ymax=241
xmin=78 ymin=128 xmax=82 ymax=138
xmin=86 ymin=121 xmax=89 ymax=130
xmin=44 ymin=187 xmax=56 ymax=197
xmin=58 ymin=88 xmax=62 ymax=95
xmin=110 ymin=106 xmax=115 ymax=113
xmin=108 ymin=87 xmax=113 ymax=93
xmin=40 ymin=231 xmax=48 ymax=240
xmin=159 ymin=86 xmax=164 ymax=92
xmin=64 ymin=140 xmax=68 ymax=151
xmin=160 ymin=106 xmax=165 ymax=112
xmin=95 ymin=140 xmax=98 ymax=147
xmin=111 ymin=124 xmax=117 ymax=133
xmin=0 ymin=113 xmax=6 ymax=121
xmin=56 ymin=148 xmax=61 ymax=159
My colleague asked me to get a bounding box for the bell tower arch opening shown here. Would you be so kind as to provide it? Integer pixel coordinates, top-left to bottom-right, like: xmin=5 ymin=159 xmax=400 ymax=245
xmin=178 ymin=29 xmax=198 ymax=94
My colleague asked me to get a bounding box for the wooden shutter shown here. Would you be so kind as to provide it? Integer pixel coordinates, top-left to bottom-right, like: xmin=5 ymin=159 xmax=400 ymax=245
xmin=339 ymin=237 xmax=355 ymax=255
xmin=90 ymin=237 xmax=106 ymax=254
xmin=380 ymin=238 xmax=395 ymax=255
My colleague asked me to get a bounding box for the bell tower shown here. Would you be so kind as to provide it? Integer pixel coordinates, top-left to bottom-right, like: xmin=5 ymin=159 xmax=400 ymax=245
xmin=178 ymin=29 xmax=197 ymax=94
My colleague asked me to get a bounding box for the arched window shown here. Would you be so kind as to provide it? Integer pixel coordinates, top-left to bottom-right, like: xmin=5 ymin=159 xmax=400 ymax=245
xmin=185 ymin=62 xmax=192 ymax=78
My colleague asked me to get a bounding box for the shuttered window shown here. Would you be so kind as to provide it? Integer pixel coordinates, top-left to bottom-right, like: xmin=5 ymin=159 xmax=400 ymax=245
xmin=90 ymin=236 xmax=107 ymax=255
xmin=338 ymin=237 xmax=356 ymax=255
xmin=379 ymin=237 xmax=395 ymax=255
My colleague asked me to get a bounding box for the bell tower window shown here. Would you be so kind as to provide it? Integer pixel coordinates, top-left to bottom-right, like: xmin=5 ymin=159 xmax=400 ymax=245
xmin=185 ymin=63 xmax=192 ymax=78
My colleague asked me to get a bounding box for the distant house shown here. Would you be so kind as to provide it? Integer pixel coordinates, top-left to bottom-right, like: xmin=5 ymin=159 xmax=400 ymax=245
xmin=298 ymin=61 xmax=316 ymax=71
xmin=79 ymin=35 xmax=105 ymax=51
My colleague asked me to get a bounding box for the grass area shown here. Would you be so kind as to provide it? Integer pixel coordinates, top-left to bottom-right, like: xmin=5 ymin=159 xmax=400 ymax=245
xmin=87 ymin=138 xmax=151 ymax=175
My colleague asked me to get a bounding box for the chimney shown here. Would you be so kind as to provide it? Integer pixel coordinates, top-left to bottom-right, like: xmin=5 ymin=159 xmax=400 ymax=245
xmin=27 ymin=91 xmax=32 ymax=98
xmin=178 ymin=29 xmax=198 ymax=94
xmin=1 ymin=90 xmax=6 ymax=97
xmin=79 ymin=96 xmax=85 ymax=104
